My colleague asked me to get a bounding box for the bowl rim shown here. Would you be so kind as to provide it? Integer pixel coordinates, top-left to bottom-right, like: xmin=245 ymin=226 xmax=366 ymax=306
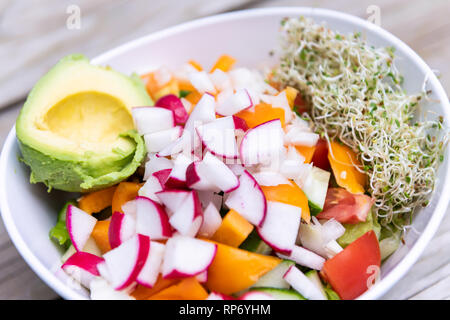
xmin=1 ymin=6 xmax=449 ymax=300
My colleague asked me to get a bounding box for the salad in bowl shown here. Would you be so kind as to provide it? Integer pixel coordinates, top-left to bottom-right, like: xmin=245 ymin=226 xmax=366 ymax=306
xmin=7 ymin=13 xmax=448 ymax=300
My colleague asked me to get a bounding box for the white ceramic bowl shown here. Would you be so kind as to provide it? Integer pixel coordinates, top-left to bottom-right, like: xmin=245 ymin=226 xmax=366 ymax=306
xmin=1 ymin=7 xmax=449 ymax=300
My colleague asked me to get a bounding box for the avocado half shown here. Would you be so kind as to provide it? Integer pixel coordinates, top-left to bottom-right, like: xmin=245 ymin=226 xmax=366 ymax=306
xmin=16 ymin=54 xmax=152 ymax=192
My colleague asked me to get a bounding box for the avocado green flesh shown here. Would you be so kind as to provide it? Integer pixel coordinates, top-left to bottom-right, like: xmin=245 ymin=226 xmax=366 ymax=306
xmin=16 ymin=54 xmax=152 ymax=192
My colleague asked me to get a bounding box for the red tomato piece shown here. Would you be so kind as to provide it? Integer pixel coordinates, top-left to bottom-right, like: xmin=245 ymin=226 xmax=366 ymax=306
xmin=311 ymin=138 xmax=330 ymax=171
xmin=317 ymin=188 xmax=374 ymax=224
xmin=321 ymin=230 xmax=381 ymax=300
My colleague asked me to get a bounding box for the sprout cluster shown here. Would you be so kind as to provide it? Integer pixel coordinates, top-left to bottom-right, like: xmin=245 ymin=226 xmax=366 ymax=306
xmin=273 ymin=17 xmax=448 ymax=228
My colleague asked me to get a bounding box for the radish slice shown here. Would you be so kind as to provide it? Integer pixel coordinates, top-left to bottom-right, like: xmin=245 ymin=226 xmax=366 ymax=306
xmin=109 ymin=212 xmax=137 ymax=249
xmin=210 ymin=69 xmax=232 ymax=92
xmin=196 ymin=116 xmax=239 ymax=159
xmin=162 ymin=236 xmax=217 ymax=278
xmin=155 ymin=189 xmax=191 ymax=215
xmin=283 ymin=266 xmax=326 ymax=300
xmin=225 ymin=170 xmax=267 ymax=226
xmin=144 ymin=155 xmax=173 ymax=181
xmin=195 ymin=270 xmax=208 ymax=283
xmin=169 ymin=191 xmax=203 ymax=237
xmin=165 ymin=153 xmax=194 ymax=189
xmin=285 ymin=126 xmax=319 ymax=147
xmin=135 ymin=196 xmax=172 ymax=239
xmin=253 ymin=171 xmax=292 ymax=186
xmin=216 ymin=89 xmax=253 ymax=116
xmin=121 ymin=200 xmax=137 ymax=217
xmin=257 ymin=201 xmax=301 ymax=255
xmin=278 ymin=245 xmax=325 ymax=270
xmin=157 ymin=135 xmax=190 ymax=157
xmin=240 ymin=119 xmax=284 ymax=166
xmin=239 ymin=291 xmax=274 ymax=300
xmin=184 ymin=93 xmax=216 ymax=134
xmin=155 ymin=94 xmax=189 ymax=125
xmin=137 ymin=241 xmax=165 ymax=287
xmin=188 ymin=71 xmax=216 ymax=94
xmin=198 ymin=202 xmax=222 ymax=238
xmin=199 ymin=152 xmax=240 ymax=192
xmin=232 ymin=115 xmax=249 ymax=132
xmin=138 ymin=175 xmax=163 ymax=203
xmin=207 ymin=292 xmax=234 ymax=300
xmin=144 ymin=126 xmax=183 ymax=153
xmin=152 ymin=169 xmax=172 ymax=188
xmin=61 ymin=252 xmax=103 ymax=288
xmin=66 ymin=205 xmax=97 ymax=252
xmin=186 ymin=161 xmax=220 ymax=192
xmin=227 ymin=164 xmax=246 ymax=176
xmin=131 ymin=107 xmax=175 ymax=135
xmin=103 ymin=234 xmax=150 ymax=290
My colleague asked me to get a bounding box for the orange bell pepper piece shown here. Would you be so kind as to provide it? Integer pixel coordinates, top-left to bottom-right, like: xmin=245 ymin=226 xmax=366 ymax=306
xmin=328 ymin=142 xmax=366 ymax=194
xmin=188 ymin=60 xmax=203 ymax=71
xmin=205 ymin=241 xmax=281 ymax=295
xmin=295 ymin=145 xmax=316 ymax=164
xmin=78 ymin=186 xmax=117 ymax=214
xmin=111 ymin=182 xmax=141 ymax=213
xmin=210 ymin=54 xmax=236 ymax=73
xmin=235 ymin=103 xmax=285 ymax=128
xmin=148 ymin=277 xmax=208 ymax=300
xmin=91 ymin=220 xmax=111 ymax=254
xmin=131 ymin=275 xmax=179 ymax=300
xmin=211 ymin=209 xmax=254 ymax=247
xmin=261 ymin=184 xmax=310 ymax=223
xmin=283 ymin=86 xmax=299 ymax=109
xmin=185 ymin=90 xmax=202 ymax=107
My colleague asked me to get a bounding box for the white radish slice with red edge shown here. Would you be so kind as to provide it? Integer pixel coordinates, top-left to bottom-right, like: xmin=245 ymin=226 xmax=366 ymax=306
xmin=155 ymin=94 xmax=189 ymax=125
xmin=200 ymin=152 xmax=240 ymax=192
xmin=135 ymin=196 xmax=172 ymax=239
xmin=185 ymin=161 xmax=220 ymax=191
xmin=103 ymin=234 xmax=150 ymax=290
xmin=253 ymin=171 xmax=292 ymax=187
xmin=144 ymin=155 xmax=173 ymax=181
xmin=198 ymin=202 xmax=222 ymax=238
xmin=195 ymin=270 xmax=208 ymax=283
xmin=285 ymin=126 xmax=320 ymax=147
xmin=121 ymin=200 xmax=137 ymax=218
xmin=184 ymin=93 xmax=216 ymax=134
xmin=210 ymin=69 xmax=232 ymax=92
xmin=188 ymin=71 xmax=216 ymax=94
xmin=138 ymin=175 xmax=163 ymax=203
xmin=239 ymin=291 xmax=274 ymax=300
xmin=131 ymin=107 xmax=175 ymax=135
xmin=232 ymin=115 xmax=249 ymax=132
xmin=155 ymin=189 xmax=191 ymax=215
xmin=283 ymin=265 xmax=326 ymax=300
xmin=278 ymin=245 xmax=325 ymax=270
xmin=257 ymin=201 xmax=301 ymax=255
xmin=196 ymin=116 xmax=239 ymax=159
xmin=109 ymin=211 xmax=137 ymax=249
xmin=61 ymin=251 xmax=104 ymax=288
xmin=157 ymin=135 xmax=190 ymax=157
xmin=240 ymin=119 xmax=284 ymax=166
xmin=136 ymin=241 xmax=165 ymax=287
xmin=144 ymin=126 xmax=183 ymax=153
xmin=215 ymin=89 xmax=253 ymax=116
xmin=169 ymin=191 xmax=203 ymax=237
xmin=162 ymin=236 xmax=217 ymax=278
xmin=152 ymin=169 xmax=172 ymax=188
xmin=66 ymin=205 xmax=97 ymax=252
xmin=225 ymin=170 xmax=267 ymax=226
xmin=165 ymin=153 xmax=194 ymax=189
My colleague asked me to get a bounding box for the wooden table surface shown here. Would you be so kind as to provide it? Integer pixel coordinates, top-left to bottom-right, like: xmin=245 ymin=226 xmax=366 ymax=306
xmin=0 ymin=0 xmax=449 ymax=300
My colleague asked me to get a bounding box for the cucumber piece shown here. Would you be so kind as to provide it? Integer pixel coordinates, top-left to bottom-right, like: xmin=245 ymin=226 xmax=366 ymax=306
xmin=239 ymin=229 xmax=272 ymax=255
xmin=305 ymin=270 xmax=327 ymax=299
xmin=302 ymin=166 xmax=330 ymax=215
xmin=251 ymin=260 xmax=295 ymax=289
xmin=250 ymin=287 xmax=306 ymax=300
